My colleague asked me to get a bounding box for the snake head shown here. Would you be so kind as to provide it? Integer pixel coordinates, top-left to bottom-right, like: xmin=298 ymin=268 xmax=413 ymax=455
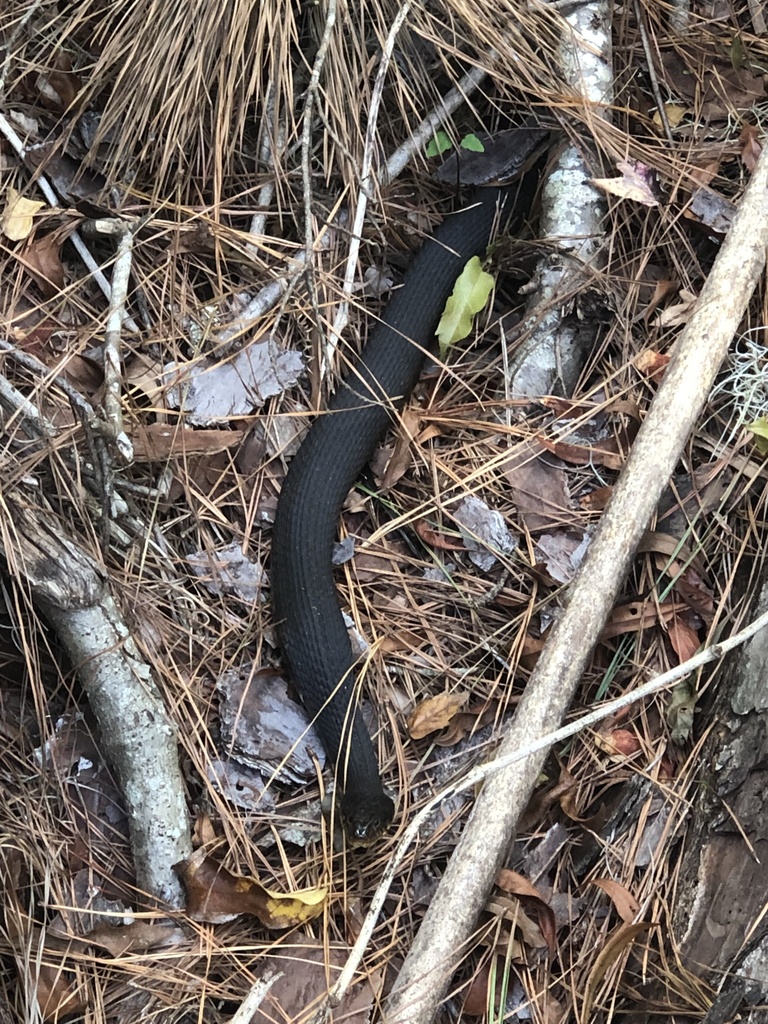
xmin=341 ymin=790 xmax=395 ymax=847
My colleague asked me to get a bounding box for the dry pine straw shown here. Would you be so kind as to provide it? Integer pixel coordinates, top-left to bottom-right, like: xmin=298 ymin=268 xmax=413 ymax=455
xmin=0 ymin=0 xmax=767 ymax=1021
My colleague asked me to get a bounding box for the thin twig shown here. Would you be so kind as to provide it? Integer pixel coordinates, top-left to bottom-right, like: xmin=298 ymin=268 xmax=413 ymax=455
xmin=383 ymin=133 xmax=768 ymax=1024
xmin=330 ymin=603 xmax=768 ymax=1011
xmin=0 ymin=0 xmax=43 ymax=96
xmin=326 ymin=1 xmax=413 ymax=369
xmin=82 ymin=218 xmax=136 ymax=465
xmin=634 ymin=0 xmax=674 ymax=146
xmin=301 ymin=0 xmax=338 ymax=399
xmin=248 ymin=85 xmax=285 ymax=247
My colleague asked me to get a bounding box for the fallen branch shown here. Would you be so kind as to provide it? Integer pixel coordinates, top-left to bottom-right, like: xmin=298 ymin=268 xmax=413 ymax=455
xmin=327 ymin=603 xmax=768 ymax=1013
xmin=382 ymin=134 xmax=768 ymax=1024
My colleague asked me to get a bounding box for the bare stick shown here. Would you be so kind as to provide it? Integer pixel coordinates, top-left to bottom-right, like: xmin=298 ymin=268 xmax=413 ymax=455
xmin=326 ymin=1 xmax=413 ymax=371
xmin=329 ymin=603 xmax=768 ymax=1011
xmin=382 ymin=137 xmax=768 ymax=1024
xmin=82 ymin=217 xmax=139 ymax=464
xmin=0 ymin=495 xmax=191 ymax=906
xmin=301 ymin=0 xmax=338 ymax=366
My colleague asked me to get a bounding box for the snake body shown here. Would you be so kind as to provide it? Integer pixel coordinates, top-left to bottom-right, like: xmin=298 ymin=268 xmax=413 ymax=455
xmin=271 ymin=158 xmax=540 ymax=842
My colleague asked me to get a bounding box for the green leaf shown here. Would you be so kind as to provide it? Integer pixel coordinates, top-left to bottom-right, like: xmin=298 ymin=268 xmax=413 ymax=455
xmin=746 ymin=416 xmax=768 ymax=455
xmin=426 ymin=131 xmax=452 ymax=158
xmin=436 ymin=256 xmax=495 ymax=358
xmin=460 ymin=133 xmax=485 ymax=152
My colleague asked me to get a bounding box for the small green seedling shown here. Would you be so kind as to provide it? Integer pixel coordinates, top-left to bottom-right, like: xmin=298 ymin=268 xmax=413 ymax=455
xmin=425 ymin=131 xmax=486 ymax=158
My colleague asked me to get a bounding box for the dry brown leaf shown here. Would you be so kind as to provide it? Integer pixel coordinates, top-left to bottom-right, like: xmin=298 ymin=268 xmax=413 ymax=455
xmin=503 ymin=453 xmax=571 ymax=532
xmin=580 ymin=922 xmax=654 ymax=1024
xmin=674 ymin=567 xmax=715 ymax=621
xmin=22 ymin=232 xmax=66 ymax=297
xmin=590 ymin=160 xmax=659 ymax=206
xmin=536 ymin=433 xmax=626 ymax=471
xmin=414 ymin=519 xmax=466 ymax=551
xmin=177 ymin=848 xmax=327 ymax=927
xmin=634 ymin=349 xmax=670 ymax=379
xmin=86 ymin=919 xmax=186 ymax=956
xmin=592 ymin=878 xmax=640 ymax=923
xmin=667 ymin=613 xmax=700 ymax=664
xmin=656 ymin=289 xmax=698 ymax=328
xmin=594 ymin=727 xmax=642 ymax=758
xmin=35 ymin=960 xmax=86 ymax=1022
xmin=496 ymin=869 xmax=544 ymax=900
xmin=580 ymin=484 xmax=613 ymax=512
xmin=250 ymin=936 xmax=382 ymax=1024
xmin=600 ymin=600 xmax=676 ymax=640
xmin=740 ymin=123 xmax=762 ymax=172
xmin=431 ymin=704 xmax=497 ymax=747
xmin=494 ymin=872 xmax=557 ymax=955
xmin=379 ymin=407 xmax=422 ymax=489
xmin=462 ymin=962 xmax=494 ymax=1017
xmin=130 ymin=423 xmax=243 ymax=461
xmin=407 ymin=691 xmax=469 ymax=739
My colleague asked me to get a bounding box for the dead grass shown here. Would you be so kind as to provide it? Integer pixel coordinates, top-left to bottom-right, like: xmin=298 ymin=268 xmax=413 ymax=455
xmin=0 ymin=0 xmax=767 ymax=1021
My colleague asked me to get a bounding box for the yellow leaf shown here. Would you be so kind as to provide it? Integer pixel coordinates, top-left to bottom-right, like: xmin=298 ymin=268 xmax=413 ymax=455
xmin=263 ymin=884 xmax=327 ymax=927
xmin=1 ymin=187 xmax=45 ymax=241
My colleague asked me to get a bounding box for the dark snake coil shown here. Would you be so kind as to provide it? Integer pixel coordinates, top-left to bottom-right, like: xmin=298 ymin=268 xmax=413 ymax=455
xmin=271 ymin=169 xmax=538 ymax=843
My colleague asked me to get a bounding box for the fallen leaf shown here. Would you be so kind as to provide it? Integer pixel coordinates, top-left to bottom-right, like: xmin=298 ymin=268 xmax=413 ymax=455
xmin=534 ymin=530 xmax=590 ymax=584
xmin=164 ymin=337 xmax=303 ymax=425
xmin=652 ymin=102 xmax=686 ymax=129
xmin=217 ymin=666 xmax=324 ymax=784
xmin=251 ymin=936 xmax=382 ymax=1024
xmin=130 ymin=423 xmax=243 ymax=461
xmin=1 ymin=187 xmax=46 ymax=240
xmin=673 ymin=566 xmax=714 ymax=621
xmin=594 ymin=727 xmax=642 ymax=758
xmin=495 ymin=870 xmax=546 ymax=902
xmin=86 ymin=920 xmax=186 ymax=957
xmin=436 ymin=256 xmax=495 ymax=355
xmin=503 ymin=451 xmax=571 ymax=532
xmin=453 ymin=495 xmax=517 ymax=571
xmin=667 ymin=613 xmax=700 ymax=665
xmin=536 ymin=433 xmax=626 ymax=471
xmin=747 ymin=416 xmax=768 ymax=455
xmin=407 ymin=692 xmax=469 ymax=739
xmin=22 ymin=232 xmax=66 ymax=297
xmin=656 ymin=289 xmax=698 ymax=328
xmin=601 ymin=600 xmax=676 ymax=640
xmin=590 ymin=161 xmax=659 ymax=207
xmin=666 ymin=680 xmax=696 ymax=744
xmin=187 ymin=542 xmax=265 ymax=603
xmin=740 ymin=123 xmax=762 ymax=172
xmin=580 ymin=922 xmax=654 ymax=1024
xmin=34 ymin=961 xmax=85 ymax=1021
xmin=177 ymin=849 xmax=327 ymax=927
xmin=634 ymin=349 xmax=670 ymax=379
xmin=35 ymin=68 xmax=80 ymax=110
xmin=414 ymin=520 xmax=466 ymax=551
xmin=591 ymin=878 xmax=640 ymax=923
xmin=580 ymin=485 xmax=612 ymax=512
xmin=687 ymin=187 xmax=736 ymax=233
xmin=379 ymin=407 xmax=422 ymax=489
